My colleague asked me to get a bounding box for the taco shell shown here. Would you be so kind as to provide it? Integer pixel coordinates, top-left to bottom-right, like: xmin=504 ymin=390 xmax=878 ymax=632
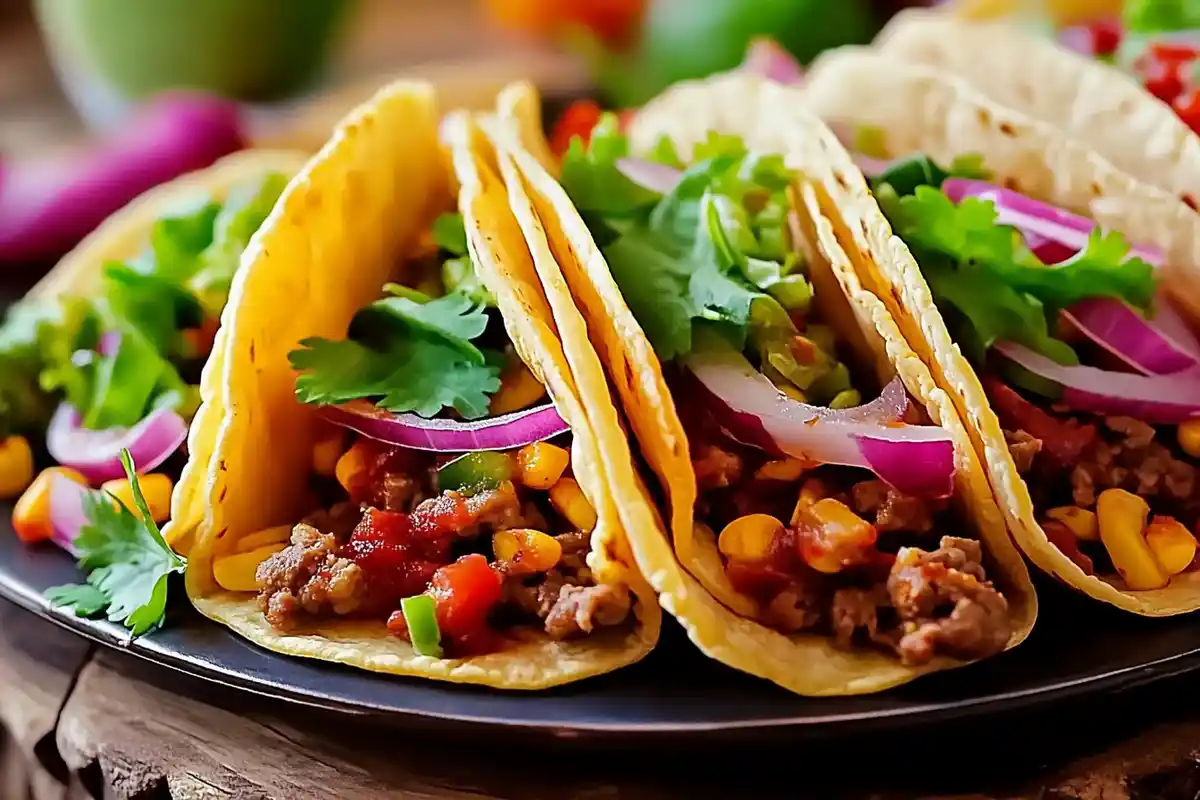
xmin=171 ymin=80 xmax=659 ymax=689
xmin=486 ymin=77 xmax=1036 ymax=695
xmin=802 ymin=48 xmax=1200 ymax=614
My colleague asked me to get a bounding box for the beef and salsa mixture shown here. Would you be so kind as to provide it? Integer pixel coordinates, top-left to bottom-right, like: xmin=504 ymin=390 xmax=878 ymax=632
xmin=253 ymin=435 xmax=633 ymax=657
xmin=681 ymin=397 xmax=1012 ymax=667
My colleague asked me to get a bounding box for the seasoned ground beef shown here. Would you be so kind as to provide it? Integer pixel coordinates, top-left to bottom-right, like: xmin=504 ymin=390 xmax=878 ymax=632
xmin=1006 ymin=430 xmax=1042 ymax=475
xmin=1070 ymin=417 xmax=1197 ymax=509
xmin=411 ymin=482 xmax=525 ymax=539
xmin=500 ymin=530 xmax=631 ymax=639
xmin=887 ymin=537 xmax=1010 ymax=665
xmin=830 ymin=585 xmax=890 ymax=650
xmin=851 ymin=479 xmax=936 ymax=533
xmin=299 ymin=502 xmax=360 ymax=542
xmin=256 ymin=524 xmax=367 ymax=631
xmin=764 ymin=573 xmax=827 ymax=632
xmin=692 ymin=443 xmax=744 ymax=491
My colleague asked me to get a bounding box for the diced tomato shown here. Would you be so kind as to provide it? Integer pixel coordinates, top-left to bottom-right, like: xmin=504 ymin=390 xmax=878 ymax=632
xmin=429 ymin=554 xmax=504 ymax=641
xmin=550 ymin=100 xmax=604 ymax=158
xmin=1087 ymin=19 xmax=1122 ymax=57
xmin=1150 ymin=41 xmax=1200 ymax=65
xmin=409 ymin=491 xmax=475 ymax=540
xmin=983 ymin=377 xmax=1097 ymax=468
xmin=340 ymin=508 xmax=444 ymax=613
xmin=1174 ymin=89 xmax=1200 ymax=135
xmin=1142 ymin=56 xmax=1187 ymax=105
xmin=1042 ymin=520 xmax=1096 ymax=575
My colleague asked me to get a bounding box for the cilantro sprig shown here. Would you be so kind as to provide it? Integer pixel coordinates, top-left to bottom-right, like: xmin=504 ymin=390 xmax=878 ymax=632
xmin=873 ymin=156 xmax=1158 ymax=366
xmin=559 ymin=117 xmax=846 ymax=400
xmin=289 ymin=237 xmax=504 ymax=420
xmin=46 ymin=450 xmax=185 ymax=636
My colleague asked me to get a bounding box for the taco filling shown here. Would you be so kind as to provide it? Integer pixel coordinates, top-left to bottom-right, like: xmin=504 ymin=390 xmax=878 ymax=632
xmin=853 ymin=144 xmax=1200 ymax=592
xmin=0 ymin=171 xmax=289 ymax=544
xmin=553 ymin=116 xmax=1013 ymax=665
xmin=244 ymin=213 xmax=633 ymax=658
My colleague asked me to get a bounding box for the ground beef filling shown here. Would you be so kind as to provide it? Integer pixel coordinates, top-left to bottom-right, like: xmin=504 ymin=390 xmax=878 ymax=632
xmin=255 ymin=444 xmax=631 ymax=648
xmin=689 ymin=432 xmax=1011 ymax=666
xmin=990 ymin=379 xmax=1200 ymax=579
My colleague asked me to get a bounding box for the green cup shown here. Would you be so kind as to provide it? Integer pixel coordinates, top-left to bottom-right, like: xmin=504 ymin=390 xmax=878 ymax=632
xmin=35 ymin=0 xmax=357 ymax=129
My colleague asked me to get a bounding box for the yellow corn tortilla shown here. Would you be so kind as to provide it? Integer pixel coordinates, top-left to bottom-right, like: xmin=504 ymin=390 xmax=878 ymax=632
xmin=486 ymin=78 xmax=1036 ymax=695
xmin=872 ymin=8 xmax=1200 ymax=214
xmin=171 ymin=80 xmax=659 ymax=689
xmin=802 ymin=48 xmax=1200 ymax=614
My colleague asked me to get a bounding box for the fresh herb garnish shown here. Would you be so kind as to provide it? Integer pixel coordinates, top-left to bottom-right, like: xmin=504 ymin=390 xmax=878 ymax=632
xmin=45 ymin=450 xmax=185 ymax=636
xmin=874 ymin=161 xmax=1157 ymax=366
xmin=435 ymin=212 xmax=494 ymax=307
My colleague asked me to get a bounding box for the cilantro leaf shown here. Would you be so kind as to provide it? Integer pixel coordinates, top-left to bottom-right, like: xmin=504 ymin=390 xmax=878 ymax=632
xmin=365 ymin=290 xmax=491 ymax=363
xmin=601 ymin=230 xmax=698 ymax=360
xmin=45 ymin=450 xmax=185 ymax=636
xmin=560 ymin=113 xmax=661 ymax=217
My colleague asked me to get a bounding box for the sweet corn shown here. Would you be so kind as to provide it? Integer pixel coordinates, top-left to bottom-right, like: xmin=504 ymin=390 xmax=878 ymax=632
xmin=1145 ymin=516 xmax=1198 ymax=576
xmin=1097 ymin=488 xmax=1167 ymax=591
xmin=1178 ymin=419 xmax=1200 ymax=458
xmin=516 ymin=442 xmax=570 ymax=490
xmin=1047 ymin=506 xmax=1098 ymax=541
xmin=213 ymin=544 xmax=287 ymax=592
xmin=549 ymin=477 xmax=597 ymax=532
xmin=335 ymin=440 xmax=374 ymax=494
xmin=718 ymin=514 xmax=782 ymax=561
xmin=490 ymin=362 xmax=547 ymax=414
xmin=236 ymin=524 xmax=294 ymax=554
xmin=311 ymin=428 xmax=346 ymax=477
xmin=0 ymin=436 xmax=34 ymax=499
xmin=754 ymin=458 xmax=809 ymax=483
xmin=493 ymin=528 xmax=563 ymax=573
xmin=102 ymin=473 xmax=173 ymax=522
xmin=790 ymin=477 xmax=829 ymax=526
xmin=799 ymin=498 xmax=876 ymax=574
xmin=12 ymin=468 xmax=88 ymax=544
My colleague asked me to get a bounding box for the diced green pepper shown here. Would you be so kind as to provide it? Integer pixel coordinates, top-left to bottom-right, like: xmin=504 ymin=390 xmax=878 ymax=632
xmin=829 ymin=389 xmax=862 ymax=410
xmin=436 ymin=451 xmax=514 ymax=493
xmin=400 ymin=594 xmax=443 ymax=658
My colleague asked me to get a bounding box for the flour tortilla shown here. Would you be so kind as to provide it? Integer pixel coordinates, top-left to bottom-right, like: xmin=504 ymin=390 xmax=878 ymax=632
xmin=803 ymin=47 xmax=1200 ymax=614
xmin=872 ymin=8 xmax=1200 ymax=213
xmin=486 ymin=77 xmax=1036 ymax=695
xmin=175 ymin=80 xmax=660 ymax=689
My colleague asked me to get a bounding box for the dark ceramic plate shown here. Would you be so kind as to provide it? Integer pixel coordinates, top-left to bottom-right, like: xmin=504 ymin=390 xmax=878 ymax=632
xmin=4 ymin=518 xmax=1200 ymax=740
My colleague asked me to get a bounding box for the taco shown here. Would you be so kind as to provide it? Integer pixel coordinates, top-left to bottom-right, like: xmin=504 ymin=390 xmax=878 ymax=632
xmin=869 ymin=7 xmax=1200 ymax=213
xmin=802 ymin=47 xmax=1200 ymax=613
xmin=479 ymin=76 xmax=1036 ymax=695
xmin=174 ymin=80 xmax=660 ymax=689
xmin=0 ymin=150 xmax=306 ymax=557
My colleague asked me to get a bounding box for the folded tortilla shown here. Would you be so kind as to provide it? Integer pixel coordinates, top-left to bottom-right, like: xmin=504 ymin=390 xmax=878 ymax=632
xmin=173 ymin=80 xmax=660 ymax=689
xmin=802 ymin=47 xmax=1200 ymax=614
xmin=483 ymin=77 xmax=1037 ymax=695
xmin=871 ymin=8 xmax=1200 ymax=214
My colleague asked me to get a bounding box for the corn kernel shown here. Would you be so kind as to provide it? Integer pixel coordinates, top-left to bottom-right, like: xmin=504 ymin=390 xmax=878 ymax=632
xmin=335 ymin=440 xmax=373 ymax=494
xmin=0 ymin=436 xmax=34 ymax=499
xmin=1047 ymin=506 xmax=1098 ymax=541
xmin=490 ymin=362 xmax=547 ymax=414
xmin=1178 ymin=419 xmax=1200 ymax=458
xmin=516 ymin=442 xmax=570 ymax=490
xmin=1145 ymin=516 xmax=1197 ymax=576
xmin=236 ymin=524 xmax=294 ymax=554
xmin=12 ymin=468 xmax=88 ymax=544
xmin=718 ymin=514 xmax=782 ymax=561
xmin=213 ymin=544 xmax=287 ymax=592
xmin=101 ymin=473 xmax=173 ymax=523
xmin=790 ymin=477 xmax=829 ymax=526
xmin=780 ymin=384 xmax=807 ymax=403
xmin=798 ymin=498 xmax=877 ymax=574
xmin=754 ymin=458 xmax=809 ymax=483
xmin=1097 ymin=488 xmax=1167 ymax=591
xmin=493 ymin=528 xmax=563 ymax=573
xmin=549 ymin=477 xmax=597 ymax=532
xmin=312 ymin=428 xmax=346 ymax=477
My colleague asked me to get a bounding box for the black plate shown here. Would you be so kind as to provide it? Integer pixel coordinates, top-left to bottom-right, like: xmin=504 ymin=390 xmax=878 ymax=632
xmin=5 ymin=519 xmax=1200 ymax=740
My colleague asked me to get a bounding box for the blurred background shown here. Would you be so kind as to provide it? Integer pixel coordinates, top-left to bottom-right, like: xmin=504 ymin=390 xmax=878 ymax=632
xmin=0 ymin=0 xmax=1120 ymax=282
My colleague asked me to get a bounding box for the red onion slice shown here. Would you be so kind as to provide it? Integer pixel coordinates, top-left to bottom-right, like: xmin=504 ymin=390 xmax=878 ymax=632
xmin=740 ymin=38 xmax=804 ymax=84
xmin=682 ymin=336 xmax=955 ymax=499
xmin=48 ymin=474 xmax=91 ymax=557
xmin=616 ymin=157 xmax=682 ymax=194
xmin=993 ymin=341 xmax=1200 ymax=423
xmin=320 ymin=400 xmax=570 ymax=453
xmin=46 ymin=404 xmax=188 ymax=484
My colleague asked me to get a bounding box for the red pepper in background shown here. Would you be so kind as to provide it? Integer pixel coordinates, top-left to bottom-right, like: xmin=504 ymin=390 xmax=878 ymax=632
xmin=485 ymin=0 xmax=645 ymax=47
xmin=1174 ymin=88 xmax=1200 ymax=134
xmin=548 ymin=100 xmax=635 ymax=157
xmin=1086 ymin=18 xmax=1123 ymax=56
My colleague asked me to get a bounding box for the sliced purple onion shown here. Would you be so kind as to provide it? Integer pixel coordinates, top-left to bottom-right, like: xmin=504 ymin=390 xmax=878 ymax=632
xmin=320 ymin=400 xmax=570 ymax=452
xmin=616 ymin=157 xmax=682 ymax=194
xmin=740 ymin=38 xmax=804 ymax=84
xmin=48 ymin=474 xmax=91 ymax=557
xmin=97 ymin=330 xmax=122 ymax=357
xmin=46 ymin=403 xmax=188 ymax=484
xmin=993 ymin=341 xmax=1200 ymax=423
xmin=682 ymin=334 xmax=955 ymax=499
